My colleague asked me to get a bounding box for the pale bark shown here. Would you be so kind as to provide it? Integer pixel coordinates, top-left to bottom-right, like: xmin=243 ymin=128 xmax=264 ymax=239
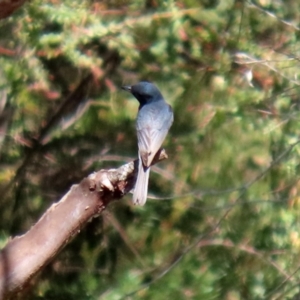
xmin=0 ymin=150 xmax=167 ymax=299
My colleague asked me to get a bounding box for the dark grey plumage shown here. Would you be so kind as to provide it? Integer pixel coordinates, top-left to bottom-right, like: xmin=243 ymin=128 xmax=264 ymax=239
xmin=122 ymin=82 xmax=173 ymax=205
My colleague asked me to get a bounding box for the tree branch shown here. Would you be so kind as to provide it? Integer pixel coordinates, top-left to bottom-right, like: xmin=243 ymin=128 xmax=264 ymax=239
xmin=0 ymin=149 xmax=168 ymax=299
xmin=0 ymin=0 xmax=28 ymax=19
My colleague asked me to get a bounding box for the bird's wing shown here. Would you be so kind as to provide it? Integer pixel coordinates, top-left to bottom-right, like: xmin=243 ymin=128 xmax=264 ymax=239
xmin=137 ymin=103 xmax=173 ymax=167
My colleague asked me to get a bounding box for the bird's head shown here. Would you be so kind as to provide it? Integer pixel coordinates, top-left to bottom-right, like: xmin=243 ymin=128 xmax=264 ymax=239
xmin=122 ymin=81 xmax=163 ymax=105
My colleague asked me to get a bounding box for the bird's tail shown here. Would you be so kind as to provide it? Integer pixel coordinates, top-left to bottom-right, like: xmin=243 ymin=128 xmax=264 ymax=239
xmin=133 ymin=160 xmax=150 ymax=206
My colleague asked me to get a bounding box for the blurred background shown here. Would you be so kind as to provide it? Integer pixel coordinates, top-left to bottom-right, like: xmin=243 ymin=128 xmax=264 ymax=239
xmin=1 ymin=0 xmax=300 ymax=299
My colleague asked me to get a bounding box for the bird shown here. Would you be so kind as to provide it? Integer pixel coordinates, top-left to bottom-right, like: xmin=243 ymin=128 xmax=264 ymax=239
xmin=122 ymin=81 xmax=173 ymax=205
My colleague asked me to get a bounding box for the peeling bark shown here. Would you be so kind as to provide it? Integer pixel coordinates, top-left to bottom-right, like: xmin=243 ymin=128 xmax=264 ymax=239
xmin=0 ymin=149 xmax=167 ymax=299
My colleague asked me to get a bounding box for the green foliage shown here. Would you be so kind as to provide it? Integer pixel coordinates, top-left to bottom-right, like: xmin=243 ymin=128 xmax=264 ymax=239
xmin=1 ymin=0 xmax=300 ymax=299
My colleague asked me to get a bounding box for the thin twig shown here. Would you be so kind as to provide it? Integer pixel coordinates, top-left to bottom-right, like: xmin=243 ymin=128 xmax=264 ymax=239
xmin=247 ymin=1 xmax=300 ymax=31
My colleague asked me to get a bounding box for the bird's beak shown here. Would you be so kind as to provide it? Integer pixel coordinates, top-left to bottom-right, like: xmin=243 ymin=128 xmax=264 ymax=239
xmin=121 ymin=85 xmax=132 ymax=92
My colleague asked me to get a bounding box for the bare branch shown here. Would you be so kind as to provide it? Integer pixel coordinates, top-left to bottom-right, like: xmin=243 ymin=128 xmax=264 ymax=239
xmin=247 ymin=1 xmax=300 ymax=31
xmin=0 ymin=149 xmax=168 ymax=299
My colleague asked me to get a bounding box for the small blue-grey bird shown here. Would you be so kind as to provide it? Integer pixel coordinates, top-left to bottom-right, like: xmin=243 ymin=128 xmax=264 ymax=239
xmin=122 ymin=82 xmax=173 ymax=205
